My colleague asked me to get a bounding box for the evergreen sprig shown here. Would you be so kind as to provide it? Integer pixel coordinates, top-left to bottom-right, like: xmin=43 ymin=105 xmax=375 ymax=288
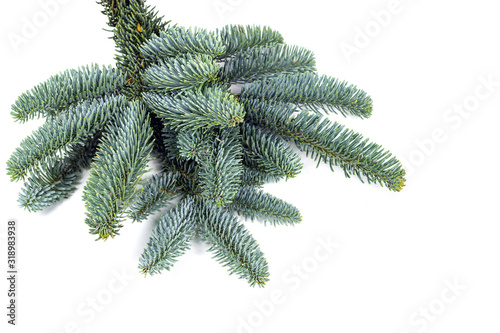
xmin=241 ymin=167 xmax=283 ymax=187
xmin=18 ymin=132 xmax=102 ymax=212
xmin=198 ymin=199 xmax=270 ymax=287
xmin=143 ymin=54 xmax=219 ymax=92
xmin=241 ymin=123 xmax=303 ymax=179
xmin=6 ymin=0 xmax=405 ymax=287
xmin=241 ymin=73 xmax=373 ymax=118
xmin=198 ymin=128 xmax=243 ymax=207
xmin=110 ymin=0 xmax=168 ymax=98
xmin=177 ymin=128 xmax=214 ymax=162
xmin=139 ymin=197 xmax=196 ymax=275
xmin=83 ymin=101 xmax=153 ymax=240
xmin=160 ymin=122 xmax=181 ymax=161
xmin=230 ymin=186 xmax=302 ymax=226
xmin=143 ymin=87 xmax=245 ymax=131
xmin=18 ymin=159 xmax=79 ymax=213
xmin=11 ymin=64 xmax=125 ymax=122
xmin=142 ymin=27 xmax=226 ymax=61
xmin=128 ymin=172 xmax=180 ymax=222
xmin=218 ymin=25 xmax=284 ymax=57
xmin=241 ymin=98 xmax=405 ymax=191
xmin=7 ymin=96 xmax=125 ymax=181
xmin=219 ymin=44 xmax=316 ymax=84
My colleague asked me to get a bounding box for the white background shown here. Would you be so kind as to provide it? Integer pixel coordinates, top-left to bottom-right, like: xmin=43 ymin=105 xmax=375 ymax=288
xmin=1 ymin=0 xmax=499 ymax=332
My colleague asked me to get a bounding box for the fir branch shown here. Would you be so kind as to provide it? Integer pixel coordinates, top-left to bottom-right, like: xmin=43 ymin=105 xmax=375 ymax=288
xmin=128 ymin=172 xmax=180 ymax=222
xmin=97 ymin=0 xmax=120 ymax=27
xmin=242 ymin=98 xmax=406 ymax=191
xmin=177 ymin=128 xmax=214 ymax=162
xmin=241 ymin=166 xmax=284 ymax=187
xmin=18 ymin=159 xmax=79 ymax=213
xmin=111 ymin=0 xmax=168 ymax=98
xmin=241 ymin=73 xmax=373 ymax=118
xmin=143 ymin=54 xmax=219 ymax=92
xmin=143 ymin=86 xmax=245 ymax=131
xmin=240 ymin=97 xmax=297 ymax=134
xmin=11 ymin=64 xmax=125 ymax=122
xmin=154 ymin=134 xmax=199 ymax=195
xmin=139 ymin=197 xmax=195 ymax=275
xmin=199 ymin=128 xmax=243 ymax=207
xmin=141 ymin=27 xmax=226 ymax=61
xmin=220 ymin=44 xmax=316 ymax=84
xmin=18 ymin=131 xmax=102 ymax=212
xmin=230 ymin=186 xmax=302 ymax=226
xmin=97 ymin=0 xmax=137 ymax=27
xmin=218 ymin=25 xmax=284 ymax=58
xmin=241 ymin=122 xmax=303 ymax=179
xmin=7 ymin=3 xmax=407 ymax=285
xmin=83 ymin=101 xmax=154 ymax=240
xmin=161 ymin=121 xmax=181 ymax=161
xmin=7 ymin=95 xmax=125 ymax=181
xmin=198 ymin=199 xmax=270 ymax=287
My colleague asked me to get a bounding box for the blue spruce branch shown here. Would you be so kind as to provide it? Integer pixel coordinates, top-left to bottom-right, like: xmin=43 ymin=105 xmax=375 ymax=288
xmin=198 ymin=199 xmax=270 ymax=287
xmin=241 ymin=122 xmax=303 ymax=179
xmin=198 ymin=128 xmax=243 ymax=207
xmin=230 ymin=186 xmax=302 ymax=226
xmin=128 ymin=172 xmax=181 ymax=223
xmin=143 ymin=87 xmax=245 ymax=131
xmin=219 ymin=44 xmax=316 ymax=84
xmin=241 ymin=73 xmax=373 ymax=118
xmin=11 ymin=64 xmax=125 ymax=122
xmin=83 ymin=101 xmax=154 ymax=240
xmin=218 ymin=25 xmax=284 ymax=58
xmin=7 ymin=95 xmax=126 ymax=181
xmin=18 ymin=131 xmax=103 ymax=212
xmin=142 ymin=27 xmax=226 ymax=61
xmin=139 ymin=197 xmax=196 ymax=275
xmin=143 ymin=54 xmax=219 ymax=92
xmin=242 ymin=98 xmax=406 ymax=191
